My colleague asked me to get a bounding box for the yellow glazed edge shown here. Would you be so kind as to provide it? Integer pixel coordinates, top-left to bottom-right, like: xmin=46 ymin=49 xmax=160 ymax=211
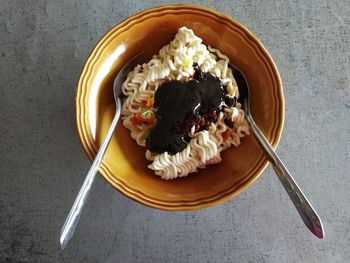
xmin=76 ymin=4 xmax=285 ymax=211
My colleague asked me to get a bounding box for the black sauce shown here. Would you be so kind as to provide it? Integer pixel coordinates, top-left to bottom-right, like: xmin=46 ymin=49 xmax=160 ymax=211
xmin=193 ymin=63 xmax=225 ymax=116
xmin=146 ymin=65 xmax=225 ymax=154
xmin=225 ymin=96 xmax=237 ymax=107
xmin=146 ymin=80 xmax=201 ymax=155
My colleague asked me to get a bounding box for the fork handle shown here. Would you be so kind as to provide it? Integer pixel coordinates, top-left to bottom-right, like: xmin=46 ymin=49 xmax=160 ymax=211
xmin=246 ymin=114 xmax=324 ymax=239
xmin=60 ymin=97 xmax=122 ymax=249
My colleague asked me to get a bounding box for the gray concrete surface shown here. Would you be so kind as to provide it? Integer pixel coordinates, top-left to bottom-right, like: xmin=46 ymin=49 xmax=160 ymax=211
xmin=1 ymin=0 xmax=349 ymax=262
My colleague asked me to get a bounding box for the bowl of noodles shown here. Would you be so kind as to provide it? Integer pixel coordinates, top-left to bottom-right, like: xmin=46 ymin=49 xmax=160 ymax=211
xmin=76 ymin=5 xmax=284 ymax=210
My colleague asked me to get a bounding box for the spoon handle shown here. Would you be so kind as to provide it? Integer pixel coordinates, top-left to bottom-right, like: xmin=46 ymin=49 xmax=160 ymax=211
xmin=246 ymin=114 xmax=324 ymax=239
xmin=60 ymin=98 xmax=122 ymax=249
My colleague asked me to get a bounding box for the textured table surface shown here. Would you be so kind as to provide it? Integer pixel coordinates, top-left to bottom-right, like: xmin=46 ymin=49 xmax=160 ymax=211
xmin=1 ymin=0 xmax=349 ymax=262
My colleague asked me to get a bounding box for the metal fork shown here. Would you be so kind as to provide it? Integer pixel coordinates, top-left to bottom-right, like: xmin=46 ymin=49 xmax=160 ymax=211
xmin=229 ymin=63 xmax=324 ymax=239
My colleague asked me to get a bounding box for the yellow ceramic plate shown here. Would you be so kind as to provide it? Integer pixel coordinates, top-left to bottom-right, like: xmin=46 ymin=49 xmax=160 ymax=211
xmin=76 ymin=5 xmax=284 ymax=210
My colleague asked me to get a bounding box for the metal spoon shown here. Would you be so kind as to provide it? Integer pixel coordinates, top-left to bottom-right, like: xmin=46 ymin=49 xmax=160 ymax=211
xmin=60 ymin=53 xmax=144 ymax=249
xmin=229 ymin=63 xmax=324 ymax=239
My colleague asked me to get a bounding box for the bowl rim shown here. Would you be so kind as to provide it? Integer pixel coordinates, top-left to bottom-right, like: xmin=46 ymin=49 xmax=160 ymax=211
xmin=76 ymin=4 xmax=285 ymax=211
